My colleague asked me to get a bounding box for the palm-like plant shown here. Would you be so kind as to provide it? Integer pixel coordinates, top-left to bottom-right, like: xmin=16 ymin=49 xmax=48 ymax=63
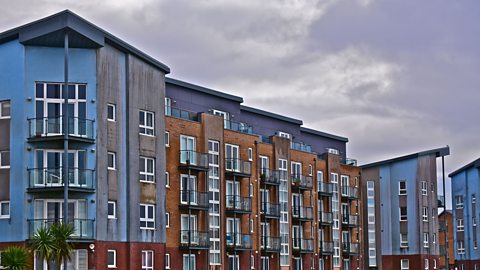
xmin=30 ymin=226 xmax=56 ymax=270
xmin=50 ymin=223 xmax=75 ymax=270
xmin=0 ymin=246 xmax=29 ymax=270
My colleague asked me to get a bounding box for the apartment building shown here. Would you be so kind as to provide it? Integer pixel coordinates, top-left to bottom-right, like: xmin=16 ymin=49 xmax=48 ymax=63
xmin=438 ymin=210 xmax=454 ymax=270
xmin=360 ymin=147 xmax=450 ymax=270
xmin=450 ymin=158 xmax=480 ymax=270
xmin=0 ymin=11 xmax=168 ymax=269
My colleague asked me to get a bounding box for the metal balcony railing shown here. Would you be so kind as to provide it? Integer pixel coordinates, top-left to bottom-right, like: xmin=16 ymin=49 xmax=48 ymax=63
xmin=28 ymin=219 xmax=94 ymax=240
xmin=261 ymin=202 xmax=281 ymax=219
xmin=225 ymin=119 xmax=253 ymax=134
xmin=28 ymin=117 xmax=94 ymax=141
xmin=342 ymin=158 xmax=358 ymax=166
xmin=225 ymin=158 xmax=251 ymax=177
xmin=225 ymin=195 xmax=252 ymax=213
xmin=165 ymin=105 xmax=199 ymax=122
xmin=292 ymin=206 xmax=314 ymax=221
xmin=341 ymin=186 xmax=359 ymax=199
xmin=261 ymin=236 xmax=281 ymax=252
xmin=318 ymin=211 xmax=333 ymax=225
xmin=290 ymin=141 xmax=313 ymax=153
xmin=225 ymin=233 xmax=252 ymax=250
xmin=28 ymin=168 xmax=95 ymax=192
xmin=179 ymin=191 xmax=209 ymax=210
xmin=342 ymin=214 xmax=360 ymax=227
xmin=342 ymin=242 xmax=360 ymax=255
xmin=318 ymin=182 xmax=334 ymax=196
xmin=320 ymin=241 xmax=334 ymax=254
xmin=291 ymin=174 xmax=313 ymax=190
xmin=180 ymin=230 xmax=210 ymax=249
xmin=260 ymin=169 xmax=281 ymax=185
xmin=179 ymin=150 xmax=209 ymax=171
xmin=292 ymin=238 xmax=314 ymax=253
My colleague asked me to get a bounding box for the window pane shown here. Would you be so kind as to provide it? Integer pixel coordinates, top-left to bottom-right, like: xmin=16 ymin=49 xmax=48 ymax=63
xmin=78 ymin=85 xmax=86 ymax=99
xmin=1 ymin=101 xmax=10 ymax=117
xmin=47 ymin=84 xmax=61 ymax=99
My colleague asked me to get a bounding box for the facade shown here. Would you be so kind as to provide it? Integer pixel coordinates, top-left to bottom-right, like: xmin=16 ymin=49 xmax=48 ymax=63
xmin=449 ymin=158 xmax=480 ymax=270
xmin=438 ymin=210 xmax=454 ymax=270
xmin=360 ymin=147 xmax=450 ymax=270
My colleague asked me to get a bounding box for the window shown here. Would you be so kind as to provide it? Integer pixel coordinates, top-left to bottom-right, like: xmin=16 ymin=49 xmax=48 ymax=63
xmin=423 ymin=207 xmax=428 ymax=222
xmin=165 ymin=97 xmax=171 ymax=116
xmin=165 ymin=172 xmax=170 ymax=187
xmin=108 ymin=201 xmax=116 ymax=219
xmin=183 ymin=254 xmax=195 ymax=270
xmin=107 ymin=250 xmax=116 ymax=268
xmin=421 ymin=181 xmax=427 ymax=196
xmin=249 ymin=183 xmax=253 ymax=197
xmin=399 ymin=207 xmax=407 ymax=221
xmin=166 ymin=213 xmax=170 ymax=228
xmin=475 ymin=217 xmax=478 ymax=226
xmin=139 ymin=157 xmax=155 ymax=183
xmin=457 ymin=219 xmax=464 ymax=231
xmin=107 ymin=104 xmax=116 ymax=121
xmin=456 ymin=196 xmax=464 ymax=209
xmin=458 ymin=241 xmax=465 ymax=254
xmin=165 ymin=253 xmax=171 ymax=269
xmin=473 ymin=194 xmax=477 ymax=204
xmin=432 ymin=233 xmax=436 ymax=244
xmin=250 ymin=218 xmax=254 ymax=233
xmin=276 ymin=131 xmax=291 ymax=139
xmin=424 ymin=259 xmax=429 ymax=270
xmin=248 ymin=148 xmax=252 ymax=161
xmin=139 ymin=110 xmax=155 ymax=136
xmin=423 ymin=233 xmax=429 ymax=248
xmin=108 ymin=152 xmax=116 ymax=170
xmin=0 ymin=151 xmax=9 ymax=169
xmin=142 ymin=250 xmax=154 ymax=270
xmin=140 ymin=204 xmax=155 ymax=229
xmin=0 ymin=201 xmax=10 ymax=218
xmin=400 ymin=233 xmax=408 ymax=248
xmin=165 ymin=131 xmax=170 ymax=147
xmin=401 ymin=259 xmax=409 ymax=270
xmin=0 ymin=101 xmax=10 ymax=119
xmin=433 ymin=259 xmax=437 ymax=269
xmin=309 ymin=165 xmax=313 ymax=176
xmin=399 ymin=181 xmax=407 ymax=195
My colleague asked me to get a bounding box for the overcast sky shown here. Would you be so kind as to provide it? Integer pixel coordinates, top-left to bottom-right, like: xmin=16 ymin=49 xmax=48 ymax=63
xmin=2 ymin=0 xmax=479 ymax=207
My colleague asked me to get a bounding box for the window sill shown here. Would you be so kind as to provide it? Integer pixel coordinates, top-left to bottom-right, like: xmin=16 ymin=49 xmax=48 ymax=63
xmin=139 ymin=133 xmax=156 ymax=138
xmin=140 ymin=180 xmax=156 ymax=184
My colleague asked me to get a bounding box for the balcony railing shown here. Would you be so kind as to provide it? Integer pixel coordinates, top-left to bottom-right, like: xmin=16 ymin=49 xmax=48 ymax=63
xmin=290 ymin=141 xmax=312 ymax=153
xmin=225 ymin=233 xmax=252 ymax=250
xmin=291 ymin=175 xmax=313 ymax=190
xmin=28 ymin=219 xmax=94 ymax=240
xmin=318 ymin=182 xmax=334 ymax=196
xmin=261 ymin=202 xmax=281 ymax=219
xmin=180 ymin=230 xmax=210 ymax=249
xmin=261 ymin=236 xmax=281 ymax=252
xmin=225 ymin=119 xmax=253 ymax=134
xmin=225 ymin=158 xmax=251 ymax=177
xmin=28 ymin=117 xmax=94 ymax=141
xmin=292 ymin=206 xmax=314 ymax=221
xmin=292 ymin=238 xmax=314 ymax=253
xmin=179 ymin=191 xmax=209 ymax=210
xmin=179 ymin=150 xmax=209 ymax=171
xmin=438 ymin=195 xmax=446 ymax=208
xmin=342 ymin=242 xmax=360 ymax=255
xmin=28 ymin=168 xmax=95 ymax=192
xmin=260 ymin=169 xmax=281 ymax=185
xmin=165 ymin=105 xmax=199 ymax=122
xmin=226 ymin=195 xmax=252 ymax=213
xmin=342 ymin=214 xmax=360 ymax=227
xmin=341 ymin=186 xmax=359 ymax=199
xmin=318 ymin=211 xmax=333 ymax=225
xmin=342 ymin=158 xmax=357 ymax=166
xmin=320 ymin=241 xmax=334 ymax=254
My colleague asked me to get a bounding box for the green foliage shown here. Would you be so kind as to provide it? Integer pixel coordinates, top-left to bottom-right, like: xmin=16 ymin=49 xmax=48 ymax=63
xmin=0 ymin=246 xmax=29 ymax=270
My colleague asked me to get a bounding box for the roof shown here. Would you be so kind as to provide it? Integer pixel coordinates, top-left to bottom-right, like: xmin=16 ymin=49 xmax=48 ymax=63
xmin=0 ymin=10 xmax=170 ymax=73
xmin=240 ymin=105 xmax=303 ymax=125
xmin=449 ymin=157 xmax=480 ymax=178
xmin=300 ymin=127 xmax=348 ymax=142
xmin=360 ymin=146 xmax=450 ymax=169
xmin=165 ymin=77 xmax=243 ymax=103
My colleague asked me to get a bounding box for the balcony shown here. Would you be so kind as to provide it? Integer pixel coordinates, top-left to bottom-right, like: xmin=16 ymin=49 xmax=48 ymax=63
xmin=28 ymin=117 xmax=94 ymax=143
xmin=261 ymin=236 xmax=281 ymax=253
xmin=226 ymin=195 xmax=252 ymax=214
xmin=342 ymin=158 xmax=357 ymax=166
xmin=260 ymin=169 xmax=281 ymax=186
xmin=179 ymin=191 xmax=209 ymax=210
xmin=318 ymin=182 xmax=334 ymax=196
xmin=319 ymin=241 xmax=334 ymax=255
xmin=28 ymin=219 xmax=94 ymax=241
xmin=225 ymin=119 xmax=253 ymax=134
xmin=292 ymin=238 xmax=314 ymax=253
xmin=178 ymin=151 xmax=209 ymax=172
xmin=180 ymin=230 xmax=209 ymax=250
xmin=165 ymin=106 xmax=199 ymax=122
xmin=342 ymin=214 xmax=360 ymax=227
xmin=341 ymin=186 xmax=359 ymax=200
xmin=291 ymin=175 xmax=313 ymax=190
xmin=225 ymin=233 xmax=252 ymax=250
xmin=292 ymin=206 xmax=314 ymax=221
xmin=342 ymin=242 xmax=360 ymax=255
xmin=261 ymin=202 xmax=281 ymax=219
xmin=225 ymin=158 xmax=251 ymax=177
xmin=318 ymin=211 xmax=333 ymax=225
xmin=290 ymin=141 xmax=313 ymax=153
xmin=27 ymin=168 xmax=95 ymax=193
xmin=438 ymin=195 xmax=446 ymax=208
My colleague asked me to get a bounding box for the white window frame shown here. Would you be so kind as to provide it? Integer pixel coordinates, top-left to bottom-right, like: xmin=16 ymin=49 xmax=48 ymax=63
xmin=250 ymin=218 xmax=254 ymax=233
xmin=399 ymin=207 xmax=407 ymax=221
xmin=165 ymin=131 xmax=170 ymax=147
xmin=276 ymin=131 xmax=291 ymax=139
xmin=166 ymin=212 xmax=170 ymax=228
xmin=165 ymin=172 xmax=170 ymax=188
xmin=108 ymin=201 xmax=116 ymax=219
xmin=456 ymin=196 xmax=464 ymax=209
xmin=433 ymin=259 xmax=437 ymax=269
xmin=308 ymin=164 xmax=313 ymax=176
xmin=139 ymin=157 xmax=155 ymax=183
xmin=421 ymin=181 xmax=427 ymax=196
xmin=399 ymin=181 xmax=407 ymax=195
xmin=457 ymin=218 xmax=464 ymax=231
xmin=423 ymin=207 xmax=428 ymax=222
xmin=401 ymin=259 xmax=409 ymax=270
xmin=424 ymin=259 xmax=429 ymax=270
xmin=0 ymin=151 xmax=10 ymax=169
xmin=458 ymin=241 xmax=465 ymax=254
xmin=107 ymin=103 xmax=116 ymax=122
xmin=251 ymin=254 xmax=255 ymax=269
xmin=139 ymin=110 xmax=155 ymax=136
xmin=248 ymin=148 xmax=252 ymax=161
xmin=140 ymin=204 xmax=155 ymax=230
xmin=142 ymin=250 xmax=154 ymax=270
xmin=400 ymin=233 xmax=408 ymax=248
xmin=107 ymin=249 xmax=117 ymax=268
xmin=0 ymin=201 xmax=10 ymax=218
xmin=183 ymin=254 xmax=195 ymax=270
xmin=423 ymin=233 xmax=429 ymax=248
xmin=0 ymin=101 xmax=11 ymax=119
xmin=165 ymin=253 xmax=171 ymax=269
xmin=108 ymin=152 xmax=116 ymax=170
xmin=432 ymin=233 xmax=436 ymax=244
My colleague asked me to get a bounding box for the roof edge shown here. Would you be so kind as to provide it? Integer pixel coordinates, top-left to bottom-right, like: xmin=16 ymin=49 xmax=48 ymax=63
xmin=360 ymin=146 xmax=450 ymax=169
xmin=300 ymin=127 xmax=348 ymax=142
xmin=165 ymin=77 xmax=243 ymax=103
xmin=448 ymin=157 xmax=480 ymax=178
xmin=240 ymin=105 xmax=303 ymax=125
